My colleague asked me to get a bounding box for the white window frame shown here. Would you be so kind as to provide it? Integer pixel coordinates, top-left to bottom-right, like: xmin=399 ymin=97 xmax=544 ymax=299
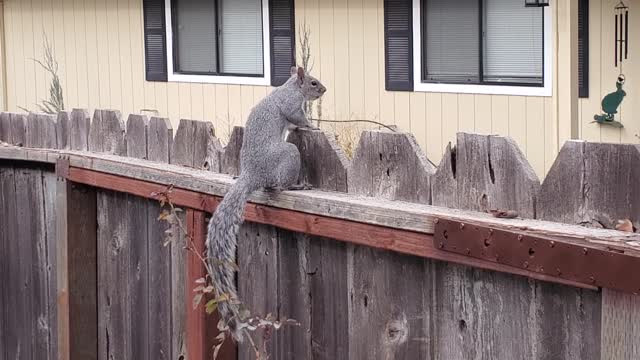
xmin=412 ymin=0 xmax=553 ymax=97
xmin=164 ymin=0 xmax=271 ymax=86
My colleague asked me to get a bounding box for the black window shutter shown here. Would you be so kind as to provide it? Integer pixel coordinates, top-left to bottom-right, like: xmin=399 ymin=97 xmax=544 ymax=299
xmin=384 ymin=0 xmax=413 ymax=91
xmin=578 ymin=0 xmax=589 ymax=98
xmin=269 ymin=0 xmax=296 ymax=86
xmin=143 ymin=0 xmax=168 ymax=82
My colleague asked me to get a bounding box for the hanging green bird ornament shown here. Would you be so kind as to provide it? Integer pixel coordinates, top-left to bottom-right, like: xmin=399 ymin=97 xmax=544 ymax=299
xmin=593 ymin=74 xmax=626 ymax=128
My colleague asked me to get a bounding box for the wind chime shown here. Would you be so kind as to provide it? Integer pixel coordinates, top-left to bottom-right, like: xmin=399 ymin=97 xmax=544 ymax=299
xmin=615 ymin=1 xmax=629 ymax=67
xmin=594 ymin=1 xmax=630 ymax=127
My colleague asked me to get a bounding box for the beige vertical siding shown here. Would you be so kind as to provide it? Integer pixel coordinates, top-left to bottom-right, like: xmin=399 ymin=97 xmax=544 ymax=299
xmin=0 ymin=1 xmax=6 ymax=111
xmin=579 ymin=0 xmax=639 ymax=144
xmin=2 ymin=0 xmax=605 ymax=178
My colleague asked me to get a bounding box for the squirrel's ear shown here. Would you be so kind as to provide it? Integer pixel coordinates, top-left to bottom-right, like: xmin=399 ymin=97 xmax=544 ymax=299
xmin=297 ymin=67 xmax=305 ymax=81
xmin=290 ymin=66 xmax=298 ymax=76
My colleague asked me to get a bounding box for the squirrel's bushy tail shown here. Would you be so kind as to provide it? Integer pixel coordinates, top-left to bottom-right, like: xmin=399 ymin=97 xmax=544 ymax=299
xmin=206 ymin=176 xmax=258 ymax=342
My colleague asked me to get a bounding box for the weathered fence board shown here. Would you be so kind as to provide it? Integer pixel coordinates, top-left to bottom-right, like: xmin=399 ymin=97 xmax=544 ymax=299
xmin=69 ymin=109 xmax=90 ymax=151
xmin=432 ymin=133 xmax=539 ymax=217
xmin=126 ymin=114 xmax=149 ymax=159
xmin=62 ymin=182 xmax=98 ymax=360
xmin=0 ymin=167 xmax=57 ymax=360
xmin=172 ymin=119 xmax=221 ymax=171
xmin=0 ymin=169 xmax=5 ymax=360
xmin=26 ymin=113 xmax=57 ymax=149
xmin=56 ymin=111 xmax=71 ymax=150
xmin=146 ymin=116 xmax=173 ymax=360
xmin=538 ymin=141 xmax=640 ymax=359
xmin=88 ymin=110 xmax=126 ymax=155
xmin=348 ymin=130 xmax=434 ymax=359
xmin=350 ymin=130 xmax=434 ymax=203
xmin=432 ymin=133 xmax=600 ymax=360
xmin=220 ymin=126 xmax=244 ymax=176
xmin=97 ymin=191 xmax=132 ymax=360
xmin=0 ymin=167 xmax=18 ymax=359
xmin=287 ymin=129 xmax=350 ymax=359
xmin=170 ymin=209 xmax=188 ymax=360
xmin=148 ymin=117 xmax=173 ymax=163
xmin=601 ymin=290 xmax=640 ymax=360
xmin=0 ymin=112 xmax=10 ymax=142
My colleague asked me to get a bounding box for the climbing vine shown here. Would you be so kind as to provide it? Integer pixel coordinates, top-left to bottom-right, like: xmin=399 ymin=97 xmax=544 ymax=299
xmin=152 ymin=185 xmax=299 ymax=359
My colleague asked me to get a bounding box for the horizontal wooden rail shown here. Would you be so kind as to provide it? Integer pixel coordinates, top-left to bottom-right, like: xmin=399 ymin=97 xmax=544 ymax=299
xmin=4 ymin=145 xmax=640 ymax=292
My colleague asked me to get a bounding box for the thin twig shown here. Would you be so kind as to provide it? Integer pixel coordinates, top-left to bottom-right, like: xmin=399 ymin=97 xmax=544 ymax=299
xmin=309 ymin=118 xmax=397 ymax=132
xmin=153 ymin=185 xmax=296 ymax=360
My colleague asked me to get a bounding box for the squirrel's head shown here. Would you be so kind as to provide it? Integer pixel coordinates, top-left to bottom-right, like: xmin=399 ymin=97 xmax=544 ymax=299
xmin=290 ymin=66 xmax=326 ymax=100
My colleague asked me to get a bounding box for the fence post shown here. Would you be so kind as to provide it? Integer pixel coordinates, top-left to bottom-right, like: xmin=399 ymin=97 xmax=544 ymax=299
xmin=56 ymin=165 xmax=98 ymax=360
xmin=538 ymin=141 xmax=640 ymax=360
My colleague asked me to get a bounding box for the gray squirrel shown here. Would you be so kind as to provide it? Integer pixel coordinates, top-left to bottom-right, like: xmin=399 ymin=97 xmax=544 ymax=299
xmin=206 ymin=66 xmax=326 ymax=342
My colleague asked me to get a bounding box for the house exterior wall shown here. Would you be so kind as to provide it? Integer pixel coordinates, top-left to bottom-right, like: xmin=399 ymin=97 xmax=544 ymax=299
xmin=578 ymin=0 xmax=639 ymax=144
xmin=2 ymin=0 xmax=626 ymax=178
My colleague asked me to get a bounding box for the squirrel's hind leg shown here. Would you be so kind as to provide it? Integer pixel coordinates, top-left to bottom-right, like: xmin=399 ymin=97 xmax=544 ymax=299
xmin=265 ymin=143 xmax=313 ymax=191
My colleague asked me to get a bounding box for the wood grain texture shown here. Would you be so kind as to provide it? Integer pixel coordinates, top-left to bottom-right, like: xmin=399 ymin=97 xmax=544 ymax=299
xmin=129 ymin=195 xmax=150 ymax=360
xmin=42 ymin=172 xmax=58 ymax=359
xmin=170 ymin=211 xmax=188 ymax=360
xmin=88 ymin=109 xmax=126 ymax=155
xmin=349 ymin=129 xmax=435 ymax=203
xmin=432 ymin=133 xmax=540 ymax=218
xmin=432 ymin=133 xmax=600 ymax=360
xmin=69 ymin=109 xmax=90 ymax=151
xmin=539 ymin=141 xmax=640 ymax=230
xmin=147 ymin=200 xmax=173 ymax=360
xmin=97 ymin=190 xmax=132 ymax=360
xmin=220 ymin=126 xmax=244 ymax=176
xmin=29 ymin=148 xmax=636 ymax=253
xmin=601 ymin=289 xmax=640 ymax=360
xmin=0 ymin=167 xmax=6 ymax=360
xmin=172 ymin=118 xmax=221 ymax=171
xmin=348 ymin=129 xmax=434 ymax=359
xmin=57 ymin=111 xmax=71 ymax=150
xmin=9 ymin=113 xmax=26 ymax=146
xmin=65 ymin=183 xmax=98 ymax=360
xmin=125 ymin=114 xmax=149 ymax=159
xmin=0 ymin=112 xmax=11 ymax=142
xmin=147 ymin=117 xmax=173 ymax=163
xmin=14 ymin=168 xmax=50 ymax=359
xmin=273 ymin=129 xmax=352 ymax=359
xmin=146 ymin=127 xmax=173 ymax=360
xmin=169 ymin=135 xmax=189 ymax=360
xmin=539 ymin=140 xmax=640 ymax=360
xmin=26 ymin=113 xmax=57 ymax=149
xmin=288 ymin=128 xmax=350 ymax=191
xmin=1 ymin=167 xmax=20 ymax=359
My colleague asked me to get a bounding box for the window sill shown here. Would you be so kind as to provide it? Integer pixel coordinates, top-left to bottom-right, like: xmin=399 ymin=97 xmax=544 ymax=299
xmin=413 ymin=82 xmax=552 ymax=97
xmin=167 ymin=73 xmax=271 ymax=86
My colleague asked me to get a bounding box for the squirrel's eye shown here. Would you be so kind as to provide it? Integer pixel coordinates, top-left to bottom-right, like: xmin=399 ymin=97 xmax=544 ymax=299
xmin=311 ymin=81 xmax=318 ymax=86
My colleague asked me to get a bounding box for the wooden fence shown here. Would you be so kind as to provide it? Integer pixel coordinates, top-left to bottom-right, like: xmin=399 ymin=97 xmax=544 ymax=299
xmin=0 ymin=109 xmax=639 ymax=360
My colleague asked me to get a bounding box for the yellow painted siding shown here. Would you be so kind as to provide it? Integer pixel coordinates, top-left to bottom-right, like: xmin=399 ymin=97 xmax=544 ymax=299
xmin=579 ymin=0 xmax=639 ymax=144
xmin=4 ymin=0 xmax=621 ymax=178
xmin=0 ymin=1 xmax=6 ymax=111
